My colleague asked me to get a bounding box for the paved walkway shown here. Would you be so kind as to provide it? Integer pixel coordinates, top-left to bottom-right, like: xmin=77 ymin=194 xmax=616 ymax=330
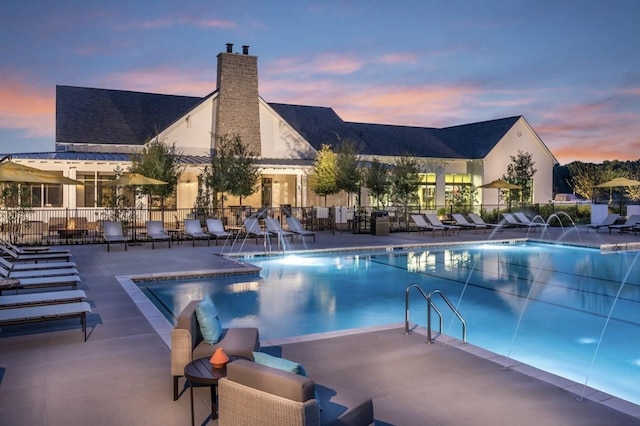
xmin=1 ymin=227 xmax=639 ymax=425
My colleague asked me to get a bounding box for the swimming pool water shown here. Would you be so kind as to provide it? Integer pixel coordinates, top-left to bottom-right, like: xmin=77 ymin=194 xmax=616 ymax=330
xmin=139 ymin=242 xmax=640 ymax=405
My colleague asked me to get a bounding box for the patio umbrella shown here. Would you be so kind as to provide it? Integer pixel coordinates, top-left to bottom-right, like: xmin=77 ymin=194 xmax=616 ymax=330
xmin=0 ymin=160 xmax=84 ymax=185
xmin=594 ymin=177 xmax=640 ymax=188
xmin=594 ymin=177 xmax=640 ymax=204
xmin=106 ymin=173 xmax=168 ymax=242
xmin=106 ymin=173 xmax=168 ymax=187
xmin=479 ymin=179 xmax=522 ymax=210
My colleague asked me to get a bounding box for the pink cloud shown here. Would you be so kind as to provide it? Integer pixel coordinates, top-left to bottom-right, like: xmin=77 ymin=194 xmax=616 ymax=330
xmin=378 ymin=53 xmax=419 ymax=65
xmin=130 ymin=17 xmax=236 ymax=30
xmin=105 ymin=67 xmax=215 ymax=96
xmin=0 ymin=75 xmax=54 ymax=138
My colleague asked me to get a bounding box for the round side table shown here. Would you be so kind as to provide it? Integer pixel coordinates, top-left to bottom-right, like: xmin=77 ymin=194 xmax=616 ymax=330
xmin=183 ymin=356 xmax=237 ymax=425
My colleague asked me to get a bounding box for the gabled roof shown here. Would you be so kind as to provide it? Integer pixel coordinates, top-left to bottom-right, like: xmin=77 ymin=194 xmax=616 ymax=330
xmin=56 ymin=86 xmax=204 ymax=146
xmin=54 ymin=85 xmax=521 ymax=161
xmin=270 ymin=103 xmax=521 ymax=159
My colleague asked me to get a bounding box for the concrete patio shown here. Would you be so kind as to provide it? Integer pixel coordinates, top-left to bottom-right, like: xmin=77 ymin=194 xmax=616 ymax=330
xmin=1 ymin=226 xmax=639 ymax=425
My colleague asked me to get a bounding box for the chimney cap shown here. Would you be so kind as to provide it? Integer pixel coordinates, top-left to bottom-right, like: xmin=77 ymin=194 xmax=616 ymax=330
xmin=242 ymin=45 xmax=250 ymax=55
xmin=226 ymin=43 xmax=233 ymax=53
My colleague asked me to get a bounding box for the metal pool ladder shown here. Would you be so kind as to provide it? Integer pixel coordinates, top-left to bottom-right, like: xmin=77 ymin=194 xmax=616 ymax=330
xmin=404 ymin=283 xmax=467 ymax=344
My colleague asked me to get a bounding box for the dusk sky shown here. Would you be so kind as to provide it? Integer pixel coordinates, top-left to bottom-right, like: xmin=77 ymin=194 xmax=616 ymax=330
xmin=1 ymin=1 xmax=638 ymax=165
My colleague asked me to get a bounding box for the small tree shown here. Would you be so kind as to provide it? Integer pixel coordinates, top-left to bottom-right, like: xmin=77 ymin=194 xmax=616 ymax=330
xmin=567 ymin=161 xmax=604 ymax=201
xmin=203 ymin=134 xmax=260 ymax=209
xmin=0 ymin=184 xmax=33 ymax=244
xmin=389 ymin=155 xmax=420 ymax=226
xmin=503 ymin=150 xmax=536 ymax=206
xmin=364 ymin=158 xmax=389 ymax=209
xmin=335 ymin=139 xmax=362 ymax=207
xmin=309 ymin=144 xmax=339 ymax=206
xmin=129 ymin=137 xmax=183 ymax=222
xmin=101 ymin=166 xmax=132 ymax=224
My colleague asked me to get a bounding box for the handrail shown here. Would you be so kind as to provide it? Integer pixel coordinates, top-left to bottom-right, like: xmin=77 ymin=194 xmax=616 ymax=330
xmin=404 ymin=283 xmax=467 ymax=344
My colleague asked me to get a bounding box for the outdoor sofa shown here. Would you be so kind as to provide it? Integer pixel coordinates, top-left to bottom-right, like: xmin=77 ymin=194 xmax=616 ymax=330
xmin=170 ymin=300 xmax=260 ymax=401
xmin=218 ymin=359 xmax=374 ymax=426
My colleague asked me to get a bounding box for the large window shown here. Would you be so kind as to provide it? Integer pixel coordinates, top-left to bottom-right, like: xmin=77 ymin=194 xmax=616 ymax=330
xmin=445 ymin=173 xmax=472 ymax=208
xmin=76 ymin=173 xmax=121 ymax=207
xmin=417 ymin=173 xmax=436 ymax=209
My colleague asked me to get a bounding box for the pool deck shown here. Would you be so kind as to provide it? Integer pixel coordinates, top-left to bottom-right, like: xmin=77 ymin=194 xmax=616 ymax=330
xmin=1 ymin=226 xmax=640 ymax=425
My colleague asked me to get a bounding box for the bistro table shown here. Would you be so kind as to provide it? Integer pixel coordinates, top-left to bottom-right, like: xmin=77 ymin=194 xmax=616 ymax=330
xmin=184 ymin=356 xmax=238 ymax=425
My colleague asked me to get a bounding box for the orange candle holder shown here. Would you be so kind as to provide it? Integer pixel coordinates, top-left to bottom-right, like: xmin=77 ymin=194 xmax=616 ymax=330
xmin=210 ymin=348 xmax=230 ymax=369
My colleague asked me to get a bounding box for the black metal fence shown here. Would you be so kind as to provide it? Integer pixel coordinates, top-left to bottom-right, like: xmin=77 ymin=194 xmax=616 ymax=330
xmin=0 ymin=201 xmax=618 ymax=246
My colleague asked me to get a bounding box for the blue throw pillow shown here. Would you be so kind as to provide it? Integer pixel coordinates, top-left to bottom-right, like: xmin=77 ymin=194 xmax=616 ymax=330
xmin=195 ymin=296 xmax=223 ymax=344
xmin=252 ymin=351 xmax=322 ymax=410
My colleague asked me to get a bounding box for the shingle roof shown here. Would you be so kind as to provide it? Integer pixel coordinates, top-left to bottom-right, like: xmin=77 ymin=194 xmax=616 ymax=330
xmin=53 ymin=85 xmax=520 ymax=160
xmin=56 ymin=86 xmax=204 ymax=146
xmin=270 ymin=103 xmax=520 ymax=159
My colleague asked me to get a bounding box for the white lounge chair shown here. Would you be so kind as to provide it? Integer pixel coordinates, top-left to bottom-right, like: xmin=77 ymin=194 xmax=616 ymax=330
xmin=585 ymin=214 xmax=620 ymax=233
xmin=608 ymin=215 xmax=640 ymax=234
xmin=145 ymin=221 xmax=171 ymax=249
xmin=513 ymin=212 xmax=547 ymax=230
xmin=0 ymin=256 xmax=76 ymax=272
xmin=103 ymin=221 xmax=128 ymax=251
xmin=243 ymin=218 xmax=270 ymax=244
xmin=0 ymin=244 xmax=72 ymax=263
xmin=183 ymin=219 xmax=211 ymax=246
xmin=425 ymin=214 xmax=461 ymax=235
xmin=285 ymin=217 xmax=316 ymax=242
xmin=1 ymin=240 xmax=70 ymax=255
xmin=0 ymin=290 xmax=87 ymax=308
xmin=410 ymin=214 xmax=446 ymax=236
xmin=468 ymin=213 xmax=502 ymax=230
xmin=264 ymin=217 xmax=295 ymax=246
xmin=0 ymin=266 xmax=81 ymax=293
xmin=451 ymin=213 xmax=486 ymax=233
xmin=0 ymin=263 xmax=79 ymax=279
xmin=501 ymin=213 xmax=529 ymax=229
xmin=0 ymin=301 xmax=91 ymax=341
xmin=205 ymin=219 xmax=232 ymax=245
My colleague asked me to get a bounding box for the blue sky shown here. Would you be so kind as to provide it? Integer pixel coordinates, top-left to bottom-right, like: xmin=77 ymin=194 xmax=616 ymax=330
xmin=1 ymin=0 xmax=638 ymax=165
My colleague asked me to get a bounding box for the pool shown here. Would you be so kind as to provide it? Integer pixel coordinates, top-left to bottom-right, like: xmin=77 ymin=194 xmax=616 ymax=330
xmin=138 ymin=242 xmax=640 ymax=406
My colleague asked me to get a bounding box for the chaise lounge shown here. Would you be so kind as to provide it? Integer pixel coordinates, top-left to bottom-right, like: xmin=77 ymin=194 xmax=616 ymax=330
xmin=218 ymin=359 xmax=374 ymax=426
xmin=0 ymin=301 xmax=91 ymax=341
xmin=171 ymin=299 xmax=260 ymax=401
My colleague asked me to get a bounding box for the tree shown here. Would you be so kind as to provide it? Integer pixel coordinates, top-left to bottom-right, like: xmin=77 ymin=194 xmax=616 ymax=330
xmin=335 ymin=139 xmax=362 ymax=207
xmin=0 ymin=184 xmax=32 ymax=244
xmin=567 ymin=161 xmax=603 ymax=200
xmin=389 ymin=155 xmax=420 ymax=226
xmin=364 ymin=158 xmax=389 ymax=209
xmin=202 ymin=134 xmax=260 ymax=209
xmin=503 ymin=150 xmax=536 ymax=206
xmin=129 ymin=137 xmax=183 ymax=221
xmin=309 ymin=144 xmax=339 ymax=206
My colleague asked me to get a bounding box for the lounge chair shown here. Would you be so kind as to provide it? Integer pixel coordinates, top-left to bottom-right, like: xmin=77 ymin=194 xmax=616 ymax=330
xmin=0 ymin=244 xmax=72 ymax=263
xmin=183 ymin=219 xmax=211 ymax=246
xmin=0 ymin=263 xmax=79 ymax=279
xmin=0 ymin=256 xmax=76 ymax=272
xmin=264 ymin=217 xmax=295 ymax=246
xmin=103 ymin=221 xmax=128 ymax=251
xmin=145 ymin=221 xmax=171 ymax=249
xmin=0 ymin=290 xmax=86 ymax=308
xmin=468 ymin=213 xmax=502 ymax=230
xmin=205 ymin=219 xmax=232 ymax=245
xmin=513 ymin=212 xmax=547 ymax=230
xmin=0 ymin=301 xmax=91 ymax=341
xmin=451 ymin=213 xmax=486 ymax=232
xmin=608 ymin=214 xmax=640 ymax=234
xmin=286 ymin=217 xmax=316 ymax=242
xmin=585 ymin=214 xmax=620 ymax=233
xmin=1 ymin=240 xmax=70 ymax=255
xmin=410 ymin=214 xmax=446 ymax=236
xmin=425 ymin=214 xmax=461 ymax=235
xmin=242 ymin=218 xmax=270 ymax=244
xmin=501 ymin=213 xmax=529 ymax=229
xmin=0 ymin=267 xmax=81 ymax=293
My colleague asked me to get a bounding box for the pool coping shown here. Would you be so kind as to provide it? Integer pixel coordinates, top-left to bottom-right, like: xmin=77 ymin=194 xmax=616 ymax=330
xmin=116 ymin=240 xmax=640 ymax=419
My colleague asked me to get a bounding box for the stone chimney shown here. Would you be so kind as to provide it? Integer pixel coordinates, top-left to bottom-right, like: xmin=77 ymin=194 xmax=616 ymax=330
xmin=215 ymin=43 xmax=261 ymax=156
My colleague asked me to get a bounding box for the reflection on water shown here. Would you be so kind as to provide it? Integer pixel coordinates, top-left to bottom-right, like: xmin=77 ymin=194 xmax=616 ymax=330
xmin=139 ymin=242 xmax=640 ymax=405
